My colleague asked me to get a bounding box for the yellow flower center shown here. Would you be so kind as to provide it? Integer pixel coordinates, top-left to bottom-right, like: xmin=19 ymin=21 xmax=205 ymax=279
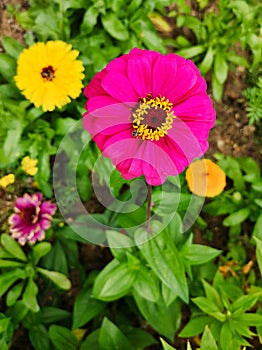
xmin=41 ymin=65 xmax=55 ymax=81
xmin=131 ymin=95 xmax=175 ymax=141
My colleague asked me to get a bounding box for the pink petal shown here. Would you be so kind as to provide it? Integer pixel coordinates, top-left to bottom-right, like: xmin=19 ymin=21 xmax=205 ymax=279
xmin=101 ymin=72 xmax=138 ymax=102
xmin=162 ymin=65 xmax=198 ymax=104
xmin=174 ymin=94 xmax=214 ymax=121
xmin=127 ymin=55 xmax=152 ymax=97
xmin=152 ymin=55 xmax=177 ymax=97
xmin=83 ymin=103 xmax=132 ymax=137
xmin=84 ymin=69 xmax=107 ymax=98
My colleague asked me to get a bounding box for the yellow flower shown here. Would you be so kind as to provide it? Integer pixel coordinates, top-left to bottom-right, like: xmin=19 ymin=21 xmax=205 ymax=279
xmin=0 ymin=174 xmax=15 ymax=188
xmin=186 ymin=159 xmax=226 ymax=197
xmin=14 ymin=41 xmax=85 ymax=112
xmin=21 ymin=156 xmax=38 ymax=176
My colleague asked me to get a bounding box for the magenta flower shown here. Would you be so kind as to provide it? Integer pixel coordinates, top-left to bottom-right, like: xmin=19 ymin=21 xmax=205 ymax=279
xmin=83 ymin=48 xmax=216 ymax=185
xmin=8 ymin=193 xmax=57 ymax=245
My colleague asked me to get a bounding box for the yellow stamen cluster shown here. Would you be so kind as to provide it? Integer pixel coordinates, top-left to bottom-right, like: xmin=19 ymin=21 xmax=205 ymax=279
xmin=132 ymin=96 xmax=175 ymax=141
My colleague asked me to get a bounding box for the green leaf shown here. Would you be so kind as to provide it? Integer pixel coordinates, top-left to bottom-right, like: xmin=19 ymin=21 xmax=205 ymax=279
xmin=22 ymin=278 xmax=40 ymax=313
xmin=101 ymin=12 xmax=129 ymax=41
xmin=6 ymin=280 xmax=25 ymax=307
xmin=237 ymin=313 xmax=262 ymax=326
xmin=29 ymin=323 xmax=50 ymax=350
xmin=93 ymin=259 xmax=137 ymax=301
xmin=212 ymin=73 xmax=223 ymax=101
xmin=253 ymin=213 xmax=262 ymax=240
xmin=80 ymin=6 xmax=99 ymax=34
xmin=122 ymin=327 xmax=157 ymax=349
xmin=192 ymin=297 xmax=226 ymax=322
xmin=72 ymin=287 xmax=105 ymax=329
xmin=98 ymin=317 xmax=134 ymax=350
xmin=199 ymin=46 xmax=215 ymax=75
xmin=37 ymin=268 xmax=71 ymax=290
xmin=80 ymin=329 xmax=99 ymax=349
xmin=176 ymin=45 xmax=205 ymax=59
xmin=1 ymin=234 xmax=27 ymax=262
xmin=41 ymin=307 xmax=71 ymax=324
xmin=133 ymin=291 xmax=181 ymax=340
xmin=0 ymin=269 xmax=26 ymax=297
xmin=135 ymin=227 xmax=188 ymax=303
xmin=237 ymin=157 xmax=260 ymax=182
xmin=202 ymin=280 xmax=223 ymax=312
xmin=200 ymin=325 xmax=218 ymax=350
xmin=49 ymin=325 xmax=79 ymax=350
xmin=223 ymin=207 xmax=250 ymax=227
xmin=133 ymin=265 xmax=160 ymax=302
xmin=214 ymin=51 xmax=229 ymax=84
xmin=232 ymin=295 xmax=258 ymax=315
xmin=0 ymin=53 xmax=16 ymax=80
xmin=0 ymin=259 xmax=25 ymax=268
xmin=32 ymin=242 xmax=52 ymax=265
xmin=179 ymin=316 xmax=211 ymax=337
xmin=2 ymin=36 xmax=24 ymax=59
xmin=106 ymin=230 xmax=134 ymax=261
xmin=180 ymin=236 xmax=221 ymax=265
xmin=220 ymin=322 xmax=232 ymax=350
xmin=160 ymin=338 xmax=177 ymax=349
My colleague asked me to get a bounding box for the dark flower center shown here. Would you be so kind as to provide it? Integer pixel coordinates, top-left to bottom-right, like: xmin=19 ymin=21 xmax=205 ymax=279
xmin=41 ymin=65 xmax=55 ymax=81
xmin=131 ymin=95 xmax=175 ymax=141
xmin=20 ymin=206 xmax=38 ymax=225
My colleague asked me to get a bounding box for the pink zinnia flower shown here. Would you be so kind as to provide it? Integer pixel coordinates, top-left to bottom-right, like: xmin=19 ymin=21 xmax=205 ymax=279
xmin=83 ymin=48 xmax=215 ymax=185
xmin=8 ymin=193 xmax=57 ymax=245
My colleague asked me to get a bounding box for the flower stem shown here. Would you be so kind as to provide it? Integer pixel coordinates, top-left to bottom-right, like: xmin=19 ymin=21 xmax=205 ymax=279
xmin=146 ymin=184 xmax=152 ymax=233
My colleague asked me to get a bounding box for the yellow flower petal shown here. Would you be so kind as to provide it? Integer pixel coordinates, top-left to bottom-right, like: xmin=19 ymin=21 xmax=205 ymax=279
xmin=14 ymin=41 xmax=85 ymax=111
xmin=0 ymin=174 xmax=15 ymax=188
xmin=186 ymin=159 xmax=226 ymax=197
xmin=21 ymin=156 xmax=38 ymax=176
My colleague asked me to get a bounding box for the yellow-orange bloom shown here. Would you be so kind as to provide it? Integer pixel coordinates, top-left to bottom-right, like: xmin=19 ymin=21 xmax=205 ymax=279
xmin=186 ymin=159 xmax=226 ymax=197
xmin=14 ymin=41 xmax=85 ymax=111
xmin=21 ymin=156 xmax=38 ymax=176
xmin=0 ymin=174 xmax=15 ymax=188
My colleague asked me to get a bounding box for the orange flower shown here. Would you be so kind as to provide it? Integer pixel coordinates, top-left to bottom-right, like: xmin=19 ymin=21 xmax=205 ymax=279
xmin=186 ymin=159 xmax=226 ymax=197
